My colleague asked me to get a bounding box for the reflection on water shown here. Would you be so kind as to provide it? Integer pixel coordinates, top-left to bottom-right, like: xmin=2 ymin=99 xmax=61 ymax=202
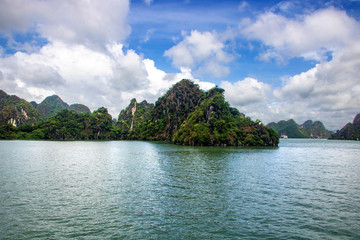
xmin=0 ymin=140 xmax=359 ymax=239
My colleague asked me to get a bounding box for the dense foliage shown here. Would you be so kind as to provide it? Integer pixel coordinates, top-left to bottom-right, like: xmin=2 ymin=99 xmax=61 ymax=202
xmin=173 ymin=87 xmax=279 ymax=146
xmin=145 ymin=79 xmax=206 ymax=141
xmin=267 ymin=119 xmax=332 ymax=138
xmin=114 ymin=99 xmax=154 ymax=140
xmin=329 ymin=113 xmax=360 ymax=140
xmin=0 ymin=107 xmax=113 ymax=140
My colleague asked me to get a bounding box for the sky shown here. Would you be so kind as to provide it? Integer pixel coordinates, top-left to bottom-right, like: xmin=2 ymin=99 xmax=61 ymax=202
xmin=0 ymin=0 xmax=360 ymax=130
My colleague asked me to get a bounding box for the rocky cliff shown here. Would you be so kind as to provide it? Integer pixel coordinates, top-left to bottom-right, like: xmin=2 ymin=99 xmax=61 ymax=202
xmin=0 ymin=90 xmax=41 ymax=127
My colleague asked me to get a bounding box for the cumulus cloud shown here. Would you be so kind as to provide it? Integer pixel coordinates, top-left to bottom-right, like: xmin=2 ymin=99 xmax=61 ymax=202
xmin=164 ymin=30 xmax=233 ymax=77
xmin=241 ymin=7 xmax=360 ymax=62
xmin=274 ymin=42 xmax=360 ymax=112
xmin=221 ymin=78 xmax=270 ymax=106
xmin=0 ymin=0 xmax=130 ymax=48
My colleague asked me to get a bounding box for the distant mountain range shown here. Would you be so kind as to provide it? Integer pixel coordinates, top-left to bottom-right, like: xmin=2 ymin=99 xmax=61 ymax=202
xmin=0 ymin=90 xmax=90 ymax=127
xmin=266 ymin=119 xmax=333 ymax=139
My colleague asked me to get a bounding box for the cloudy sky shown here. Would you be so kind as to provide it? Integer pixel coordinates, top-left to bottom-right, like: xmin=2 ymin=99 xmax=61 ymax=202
xmin=0 ymin=0 xmax=360 ymax=130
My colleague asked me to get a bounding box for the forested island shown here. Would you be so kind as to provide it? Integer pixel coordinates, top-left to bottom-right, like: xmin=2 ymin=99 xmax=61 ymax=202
xmin=0 ymin=80 xmax=279 ymax=146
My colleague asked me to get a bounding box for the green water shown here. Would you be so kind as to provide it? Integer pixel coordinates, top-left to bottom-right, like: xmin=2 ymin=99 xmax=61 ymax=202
xmin=0 ymin=139 xmax=359 ymax=239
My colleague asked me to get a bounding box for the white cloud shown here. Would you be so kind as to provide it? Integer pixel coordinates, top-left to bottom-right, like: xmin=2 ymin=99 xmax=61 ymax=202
xmin=238 ymin=1 xmax=249 ymax=12
xmin=164 ymin=30 xmax=233 ymax=77
xmin=221 ymin=78 xmax=270 ymax=106
xmin=0 ymin=0 xmax=130 ymax=48
xmin=242 ymin=7 xmax=360 ymax=62
xmin=144 ymin=0 xmax=154 ymax=6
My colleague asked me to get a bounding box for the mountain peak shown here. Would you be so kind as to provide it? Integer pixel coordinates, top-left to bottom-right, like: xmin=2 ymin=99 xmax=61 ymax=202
xmin=36 ymin=95 xmax=69 ymax=120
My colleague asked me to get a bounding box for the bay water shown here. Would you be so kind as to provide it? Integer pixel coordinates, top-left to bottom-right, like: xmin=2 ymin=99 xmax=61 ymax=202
xmin=0 ymin=139 xmax=359 ymax=239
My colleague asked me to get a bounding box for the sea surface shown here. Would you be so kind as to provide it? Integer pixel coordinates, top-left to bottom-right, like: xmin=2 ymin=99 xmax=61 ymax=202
xmin=0 ymin=139 xmax=359 ymax=239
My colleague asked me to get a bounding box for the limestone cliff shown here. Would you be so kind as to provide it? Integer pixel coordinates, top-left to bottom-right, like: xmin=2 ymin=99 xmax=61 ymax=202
xmin=0 ymin=90 xmax=41 ymax=127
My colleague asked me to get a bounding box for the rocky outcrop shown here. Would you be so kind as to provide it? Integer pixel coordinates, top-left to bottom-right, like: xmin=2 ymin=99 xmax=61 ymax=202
xmin=116 ymin=98 xmax=154 ymax=134
xmin=267 ymin=119 xmax=332 ymax=138
xmin=329 ymin=113 xmax=360 ymax=140
xmin=0 ymin=90 xmax=41 ymax=127
xmin=300 ymin=120 xmax=333 ymax=138
xmin=149 ymin=79 xmax=205 ymax=141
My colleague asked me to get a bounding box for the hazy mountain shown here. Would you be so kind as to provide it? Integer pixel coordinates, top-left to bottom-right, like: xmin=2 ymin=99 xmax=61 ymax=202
xmin=267 ymin=119 xmax=332 ymax=138
xmin=36 ymin=95 xmax=91 ymax=120
xmin=36 ymin=95 xmax=69 ymax=120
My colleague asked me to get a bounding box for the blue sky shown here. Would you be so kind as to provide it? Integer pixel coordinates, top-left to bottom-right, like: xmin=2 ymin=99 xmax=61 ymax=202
xmin=0 ymin=0 xmax=360 ymax=130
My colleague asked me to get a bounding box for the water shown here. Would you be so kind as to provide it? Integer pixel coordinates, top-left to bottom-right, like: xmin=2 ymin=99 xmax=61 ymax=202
xmin=0 ymin=139 xmax=359 ymax=239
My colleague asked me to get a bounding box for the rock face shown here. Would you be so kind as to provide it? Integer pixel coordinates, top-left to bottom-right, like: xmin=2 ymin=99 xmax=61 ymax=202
xmin=116 ymin=98 xmax=154 ymax=138
xmin=149 ymin=79 xmax=205 ymax=141
xmin=329 ymin=113 xmax=360 ymax=140
xmin=0 ymin=90 xmax=41 ymax=127
xmin=267 ymin=119 xmax=332 ymax=138
xmin=36 ymin=95 xmax=69 ymax=120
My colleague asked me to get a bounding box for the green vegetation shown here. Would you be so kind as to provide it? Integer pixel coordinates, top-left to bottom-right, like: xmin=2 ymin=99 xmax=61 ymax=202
xmin=36 ymin=95 xmax=91 ymax=120
xmin=329 ymin=113 xmax=360 ymax=140
xmin=267 ymin=119 xmax=332 ymax=138
xmin=114 ymin=98 xmax=154 ymax=140
xmin=145 ymin=79 xmax=206 ymax=141
xmin=0 ymin=80 xmax=280 ymax=146
xmin=0 ymin=107 xmax=113 ymax=140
